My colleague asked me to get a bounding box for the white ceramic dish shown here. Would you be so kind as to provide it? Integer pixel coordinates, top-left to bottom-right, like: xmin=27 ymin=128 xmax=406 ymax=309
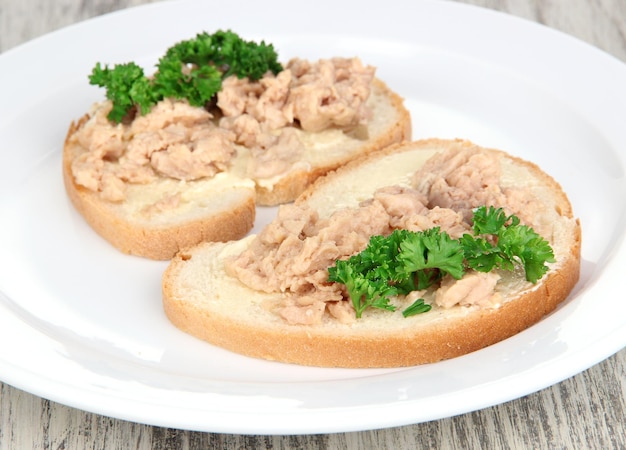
xmin=0 ymin=0 xmax=625 ymax=435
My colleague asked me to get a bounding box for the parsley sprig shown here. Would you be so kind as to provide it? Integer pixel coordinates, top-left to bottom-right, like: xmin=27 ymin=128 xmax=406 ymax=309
xmin=460 ymin=207 xmax=556 ymax=283
xmin=327 ymin=206 xmax=555 ymax=318
xmin=89 ymin=30 xmax=283 ymax=123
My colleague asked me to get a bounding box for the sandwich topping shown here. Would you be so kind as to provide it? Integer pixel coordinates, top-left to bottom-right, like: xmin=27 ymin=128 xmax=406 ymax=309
xmin=67 ymin=30 xmax=376 ymax=203
xmin=69 ymin=99 xmax=235 ymax=202
xmin=227 ymin=147 xmax=556 ymax=325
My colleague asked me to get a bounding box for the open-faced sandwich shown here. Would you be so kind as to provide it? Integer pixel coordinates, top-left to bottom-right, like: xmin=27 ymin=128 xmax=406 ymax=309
xmin=62 ymin=30 xmax=410 ymax=259
xmin=162 ymin=139 xmax=581 ymax=368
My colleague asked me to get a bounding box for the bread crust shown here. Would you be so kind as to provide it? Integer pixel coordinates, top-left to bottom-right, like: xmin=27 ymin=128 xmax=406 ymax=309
xmin=162 ymin=139 xmax=582 ymax=368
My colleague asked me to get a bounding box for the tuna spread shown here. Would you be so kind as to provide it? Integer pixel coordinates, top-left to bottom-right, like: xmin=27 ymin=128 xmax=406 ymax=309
xmin=69 ymin=57 xmax=376 ymax=202
xmin=227 ymin=147 xmax=544 ymax=325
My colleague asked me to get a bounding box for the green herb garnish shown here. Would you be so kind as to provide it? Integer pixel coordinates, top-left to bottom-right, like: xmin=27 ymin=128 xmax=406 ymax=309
xmin=327 ymin=206 xmax=555 ymax=318
xmin=89 ymin=30 xmax=283 ymax=123
xmin=402 ymin=299 xmax=432 ymax=318
xmin=460 ymin=206 xmax=556 ymax=283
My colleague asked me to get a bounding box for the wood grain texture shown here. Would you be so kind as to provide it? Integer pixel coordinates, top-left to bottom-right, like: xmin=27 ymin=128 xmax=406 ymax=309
xmin=1 ymin=0 xmax=625 ymax=448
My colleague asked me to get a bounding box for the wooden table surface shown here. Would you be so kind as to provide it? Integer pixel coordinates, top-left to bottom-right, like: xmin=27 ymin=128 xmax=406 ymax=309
xmin=1 ymin=0 xmax=625 ymax=448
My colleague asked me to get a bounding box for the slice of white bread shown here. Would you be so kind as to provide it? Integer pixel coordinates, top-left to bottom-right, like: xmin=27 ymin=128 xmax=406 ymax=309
xmin=63 ymin=78 xmax=410 ymax=260
xmin=163 ymin=139 xmax=581 ymax=367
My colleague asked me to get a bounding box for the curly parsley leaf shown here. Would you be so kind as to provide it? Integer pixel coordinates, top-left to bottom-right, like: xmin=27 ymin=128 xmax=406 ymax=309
xmin=470 ymin=204 xmax=517 ymax=235
xmin=498 ymin=222 xmax=556 ymax=283
xmin=328 ymin=228 xmax=465 ymax=318
xmin=89 ymin=30 xmax=283 ymax=122
xmin=461 ymin=206 xmax=555 ymax=283
xmin=402 ymin=298 xmax=432 ymax=317
xmin=328 ymin=258 xmax=398 ymax=319
xmin=396 ymin=227 xmax=465 ymax=286
xmin=153 ymin=57 xmax=222 ymax=108
xmin=460 ymin=234 xmax=516 ymax=273
xmin=327 ymin=206 xmax=556 ymax=319
xmin=89 ymin=62 xmax=157 ymax=123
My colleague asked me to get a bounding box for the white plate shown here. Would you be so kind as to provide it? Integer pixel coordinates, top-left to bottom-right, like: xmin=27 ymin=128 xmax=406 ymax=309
xmin=0 ymin=0 xmax=625 ymax=435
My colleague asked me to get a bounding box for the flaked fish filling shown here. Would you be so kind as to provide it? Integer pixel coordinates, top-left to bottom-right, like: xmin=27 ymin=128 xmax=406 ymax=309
xmin=69 ymin=57 xmax=375 ymax=203
xmin=228 ymin=147 xmax=544 ymax=325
